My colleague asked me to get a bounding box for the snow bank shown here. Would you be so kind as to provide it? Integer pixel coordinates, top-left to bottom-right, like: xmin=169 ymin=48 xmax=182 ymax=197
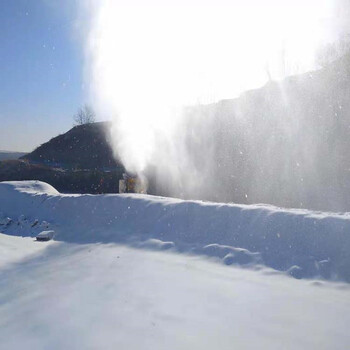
xmin=0 ymin=233 xmax=56 ymax=267
xmin=1 ymin=180 xmax=350 ymax=282
xmin=1 ymin=240 xmax=349 ymax=350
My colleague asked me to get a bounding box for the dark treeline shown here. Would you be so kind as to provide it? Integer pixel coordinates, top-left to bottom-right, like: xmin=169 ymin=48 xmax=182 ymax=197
xmin=0 ymin=160 xmax=123 ymax=194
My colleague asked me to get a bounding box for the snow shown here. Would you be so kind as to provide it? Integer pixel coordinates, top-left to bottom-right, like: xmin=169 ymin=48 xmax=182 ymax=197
xmin=1 ymin=180 xmax=350 ymax=281
xmin=36 ymin=230 xmax=55 ymax=241
xmin=0 ymin=181 xmax=350 ymax=349
xmin=0 ymin=234 xmax=56 ymax=267
xmin=0 ymin=237 xmax=349 ymax=350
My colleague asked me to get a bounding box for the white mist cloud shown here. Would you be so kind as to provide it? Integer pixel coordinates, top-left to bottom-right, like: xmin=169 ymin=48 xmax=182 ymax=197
xmin=82 ymin=0 xmax=334 ymax=187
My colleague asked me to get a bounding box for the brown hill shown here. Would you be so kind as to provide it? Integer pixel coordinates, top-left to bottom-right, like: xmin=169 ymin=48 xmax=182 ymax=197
xmin=22 ymin=122 xmax=122 ymax=170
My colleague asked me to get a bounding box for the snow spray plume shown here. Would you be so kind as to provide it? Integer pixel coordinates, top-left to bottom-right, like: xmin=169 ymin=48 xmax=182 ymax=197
xmin=82 ymin=0 xmax=348 ymax=210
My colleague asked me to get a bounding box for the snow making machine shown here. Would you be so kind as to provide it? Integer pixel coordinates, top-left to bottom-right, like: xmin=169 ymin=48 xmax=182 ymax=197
xmin=119 ymin=173 xmax=147 ymax=194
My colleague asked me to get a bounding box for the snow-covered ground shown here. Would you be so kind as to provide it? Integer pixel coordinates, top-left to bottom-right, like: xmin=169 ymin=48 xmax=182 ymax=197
xmin=0 ymin=181 xmax=350 ymax=349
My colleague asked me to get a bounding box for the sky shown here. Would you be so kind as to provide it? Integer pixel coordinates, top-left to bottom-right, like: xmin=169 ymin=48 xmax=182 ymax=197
xmin=0 ymin=0 xmax=347 ymax=152
xmin=86 ymin=0 xmax=338 ymax=174
xmin=0 ymin=0 xmax=83 ymax=152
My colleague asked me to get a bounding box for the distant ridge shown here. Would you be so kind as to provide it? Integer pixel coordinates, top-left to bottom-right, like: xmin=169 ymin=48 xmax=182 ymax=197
xmin=0 ymin=151 xmax=27 ymax=161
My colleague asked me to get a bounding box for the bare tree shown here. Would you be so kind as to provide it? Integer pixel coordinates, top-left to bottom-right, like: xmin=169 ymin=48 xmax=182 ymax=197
xmin=74 ymin=105 xmax=96 ymax=125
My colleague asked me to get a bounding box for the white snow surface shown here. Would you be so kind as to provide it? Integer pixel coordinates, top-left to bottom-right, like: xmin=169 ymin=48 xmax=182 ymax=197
xmin=1 ymin=180 xmax=350 ymax=281
xmin=0 ymin=181 xmax=350 ymax=349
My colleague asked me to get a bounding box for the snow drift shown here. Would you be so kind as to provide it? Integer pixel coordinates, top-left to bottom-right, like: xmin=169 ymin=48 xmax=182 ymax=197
xmin=1 ymin=181 xmax=350 ymax=282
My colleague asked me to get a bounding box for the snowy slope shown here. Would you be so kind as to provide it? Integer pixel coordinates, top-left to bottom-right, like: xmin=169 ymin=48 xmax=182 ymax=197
xmin=0 ymin=181 xmax=350 ymax=349
xmin=1 ymin=181 xmax=350 ymax=281
xmin=0 ymin=237 xmax=349 ymax=350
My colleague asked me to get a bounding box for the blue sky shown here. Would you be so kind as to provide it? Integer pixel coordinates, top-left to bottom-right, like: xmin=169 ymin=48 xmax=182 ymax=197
xmin=0 ymin=0 xmax=84 ymax=151
xmin=0 ymin=0 xmax=347 ymax=153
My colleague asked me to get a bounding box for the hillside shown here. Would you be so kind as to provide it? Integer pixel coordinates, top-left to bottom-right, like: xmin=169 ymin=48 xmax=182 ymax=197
xmin=154 ymin=54 xmax=350 ymax=211
xmin=22 ymin=122 xmax=120 ymax=170
xmin=0 ymin=122 xmax=125 ymax=194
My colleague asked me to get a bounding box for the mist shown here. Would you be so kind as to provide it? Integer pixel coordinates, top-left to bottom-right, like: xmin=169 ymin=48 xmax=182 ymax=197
xmin=81 ymin=0 xmax=350 ymax=211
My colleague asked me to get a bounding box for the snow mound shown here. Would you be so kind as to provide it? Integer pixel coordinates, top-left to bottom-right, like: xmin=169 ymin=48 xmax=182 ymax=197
xmin=137 ymin=238 xmax=175 ymax=250
xmin=198 ymin=243 xmax=262 ymax=265
xmin=1 ymin=180 xmax=350 ymax=282
xmin=0 ymin=180 xmax=59 ymax=195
